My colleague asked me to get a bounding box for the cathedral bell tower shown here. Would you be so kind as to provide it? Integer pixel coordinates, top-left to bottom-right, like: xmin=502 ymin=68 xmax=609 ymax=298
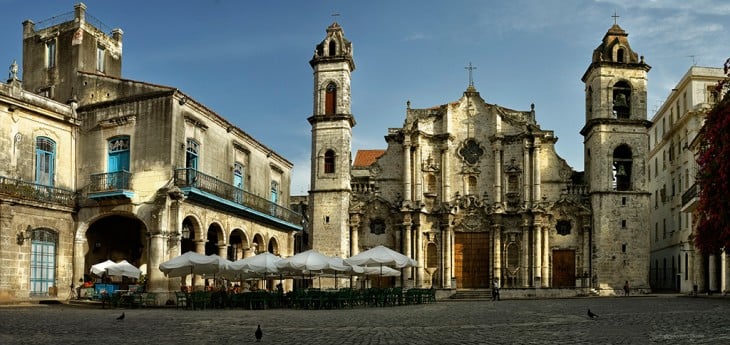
xmin=580 ymin=22 xmax=652 ymax=294
xmin=308 ymin=22 xmax=356 ymax=258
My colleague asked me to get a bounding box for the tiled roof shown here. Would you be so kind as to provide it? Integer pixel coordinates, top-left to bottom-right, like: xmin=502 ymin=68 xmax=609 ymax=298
xmin=353 ymin=150 xmax=385 ymax=167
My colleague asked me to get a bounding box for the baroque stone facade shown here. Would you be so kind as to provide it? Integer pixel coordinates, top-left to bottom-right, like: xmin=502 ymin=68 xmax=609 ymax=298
xmin=308 ymin=22 xmax=652 ymax=295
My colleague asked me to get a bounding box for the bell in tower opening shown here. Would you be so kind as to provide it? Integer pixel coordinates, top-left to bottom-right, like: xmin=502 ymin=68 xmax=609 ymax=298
xmin=612 ymin=81 xmax=631 ymax=118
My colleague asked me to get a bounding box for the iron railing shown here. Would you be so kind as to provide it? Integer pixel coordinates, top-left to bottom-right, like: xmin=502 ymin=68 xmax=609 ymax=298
xmin=0 ymin=175 xmax=76 ymax=207
xmin=173 ymin=168 xmax=303 ymax=226
xmin=89 ymin=171 xmax=131 ymax=193
xmin=681 ymin=183 xmax=698 ymax=207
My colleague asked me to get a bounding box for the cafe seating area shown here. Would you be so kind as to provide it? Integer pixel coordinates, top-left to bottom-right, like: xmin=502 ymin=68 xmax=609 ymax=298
xmin=172 ymin=287 xmax=436 ymax=310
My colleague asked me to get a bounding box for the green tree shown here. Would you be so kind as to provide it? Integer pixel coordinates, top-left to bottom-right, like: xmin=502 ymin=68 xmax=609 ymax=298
xmin=695 ymin=58 xmax=730 ymax=254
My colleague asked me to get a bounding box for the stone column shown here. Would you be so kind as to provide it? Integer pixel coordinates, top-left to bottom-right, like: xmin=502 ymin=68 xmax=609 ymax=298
xmin=73 ymin=237 xmax=87 ymax=289
xmin=442 ymin=226 xmax=453 ymax=288
xmin=442 ymin=143 xmax=451 ymax=203
xmin=192 ymin=240 xmax=206 ymax=289
xmin=415 ymin=224 xmax=423 ymax=287
xmin=533 ymin=141 xmax=541 ymax=203
xmin=493 ymin=224 xmax=501 ymax=281
xmin=403 ymin=142 xmax=412 ymax=202
xmin=541 ymin=226 xmax=549 ymax=287
xmin=403 ymin=220 xmax=413 ymax=283
xmin=414 ymin=144 xmax=422 ymax=202
xmin=494 ymin=141 xmax=502 ymax=204
xmin=521 ymin=226 xmax=530 ymax=287
xmin=350 ymin=223 xmax=359 ymax=257
xmin=722 ymin=251 xmax=730 ymax=294
xmin=523 ymin=141 xmax=531 ymax=208
xmin=709 ymin=253 xmax=718 ymax=292
xmin=148 ymin=233 xmax=166 ymax=292
xmin=534 ymin=222 xmax=541 ymax=287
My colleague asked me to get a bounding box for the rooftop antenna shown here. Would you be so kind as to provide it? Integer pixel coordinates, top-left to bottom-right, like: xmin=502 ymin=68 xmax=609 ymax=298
xmin=687 ymin=55 xmax=697 ymax=66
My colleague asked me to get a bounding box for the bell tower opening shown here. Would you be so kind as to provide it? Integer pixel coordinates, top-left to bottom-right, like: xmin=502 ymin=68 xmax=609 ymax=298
xmin=613 ymin=144 xmax=633 ymax=191
xmin=613 ymin=81 xmax=631 ymax=119
xmin=325 ymin=82 xmax=337 ymax=115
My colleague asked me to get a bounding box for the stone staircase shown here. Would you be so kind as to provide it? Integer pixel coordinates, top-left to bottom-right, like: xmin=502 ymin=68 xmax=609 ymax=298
xmin=449 ymin=289 xmax=494 ymax=300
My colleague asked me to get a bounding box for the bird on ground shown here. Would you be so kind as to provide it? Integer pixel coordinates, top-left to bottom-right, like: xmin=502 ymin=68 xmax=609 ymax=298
xmin=116 ymin=312 xmax=125 ymax=321
xmin=255 ymin=324 xmax=263 ymax=342
xmin=587 ymin=309 xmax=598 ymax=319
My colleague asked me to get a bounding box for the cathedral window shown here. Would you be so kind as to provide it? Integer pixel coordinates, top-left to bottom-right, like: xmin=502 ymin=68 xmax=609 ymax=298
xmin=328 ymin=40 xmax=337 ymax=56
xmin=586 ymin=86 xmax=593 ymax=117
xmin=325 ymin=82 xmax=337 ymax=115
xmin=324 ymin=149 xmax=335 ymax=173
xmin=369 ymin=218 xmax=386 ymax=235
xmin=612 ymin=144 xmax=632 ymax=191
xmin=556 ymin=220 xmax=571 ymax=236
xmin=616 ymin=48 xmax=625 ymax=63
xmin=612 ymin=81 xmax=631 ymax=119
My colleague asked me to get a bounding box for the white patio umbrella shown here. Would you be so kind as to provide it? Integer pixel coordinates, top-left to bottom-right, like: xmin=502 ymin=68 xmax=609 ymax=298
xmin=226 ymin=252 xmax=282 ymax=277
xmin=275 ymin=249 xmax=334 ymax=272
xmin=344 ymin=245 xmax=417 ymax=268
xmin=90 ymin=259 xmax=115 ymax=276
xmin=105 ymin=260 xmax=142 ymax=279
xmin=158 ymin=251 xmax=220 ymax=277
xmin=360 ymin=266 xmax=401 ymax=277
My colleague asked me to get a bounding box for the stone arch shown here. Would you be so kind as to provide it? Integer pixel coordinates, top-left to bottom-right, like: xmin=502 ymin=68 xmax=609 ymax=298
xmin=612 ymin=80 xmax=632 ymax=119
xmin=613 ymin=144 xmax=633 ymax=191
xmin=228 ymin=228 xmax=249 ymax=261
xmin=84 ymin=214 xmax=147 ymax=278
xmin=205 ymin=222 xmax=225 ymax=255
xmin=267 ymin=236 xmax=280 ymax=255
xmin=252 ymin=233 xmax=266 ymax=255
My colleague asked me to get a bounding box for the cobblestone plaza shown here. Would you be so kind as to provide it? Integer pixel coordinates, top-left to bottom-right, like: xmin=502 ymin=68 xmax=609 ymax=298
xmin=1 ymin=296 xmax=728 ymax=344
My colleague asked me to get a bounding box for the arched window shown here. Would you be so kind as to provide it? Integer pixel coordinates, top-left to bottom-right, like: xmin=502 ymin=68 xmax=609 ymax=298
xmin=613 ymin=81 xmax=631 ymax=119
xmin=616 ymin=48 xmax=625 ymax=63
xmin=325 ymin=82 xmax=337 ymax=115
xmin=35 ymin=137 xmax=56 ymax=186
xmin=613 ymin=145 xmax=632 ymax=191
xmin=30 ymin=228 xmax=58 ymax=296
xmin=328 ymin=40 xmax=336 ymax=56
xmin=324 ymin=150 xmax=335 ymax=173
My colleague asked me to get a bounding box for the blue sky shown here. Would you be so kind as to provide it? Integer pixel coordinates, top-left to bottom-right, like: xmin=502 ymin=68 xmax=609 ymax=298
xmin=1 ymin=0 xmax=727 ymax=195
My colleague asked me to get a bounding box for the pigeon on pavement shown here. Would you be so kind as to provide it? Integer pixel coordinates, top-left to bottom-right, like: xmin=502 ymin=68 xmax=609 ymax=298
xmin=116 ymin=312 xmax=125 ymax=321
xmin=587 ymin=309 xmax=598 ymax=319
xmin=255 ymin=324 xmax=262 ymax=342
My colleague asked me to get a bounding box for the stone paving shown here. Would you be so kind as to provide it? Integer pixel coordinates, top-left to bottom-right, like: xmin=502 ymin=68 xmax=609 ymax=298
xmin=0 ymin=295 xmax=729 ymax=345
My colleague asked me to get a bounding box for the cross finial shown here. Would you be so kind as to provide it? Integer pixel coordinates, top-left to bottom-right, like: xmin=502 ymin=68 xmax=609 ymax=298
xmin=331 ymin=12 xmax=340 ymax=19
xmin=465 ymin=62 xmax=477 ymax=87
xmin=612 ymin=11 xmax=620 ymax=25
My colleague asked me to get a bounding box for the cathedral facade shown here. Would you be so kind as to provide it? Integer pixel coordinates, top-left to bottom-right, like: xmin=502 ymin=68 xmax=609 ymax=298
xmin=308 ymin=22 xmax=651 ymax=295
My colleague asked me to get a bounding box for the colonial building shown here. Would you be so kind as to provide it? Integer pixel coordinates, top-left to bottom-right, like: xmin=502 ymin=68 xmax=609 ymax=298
xmin=648 ymin=66 xmax=726 ymax=293
xmin=0 ymin=3 xmax=302 ymax=303
xmin=308 ymin=22 xmax=652 ymax=295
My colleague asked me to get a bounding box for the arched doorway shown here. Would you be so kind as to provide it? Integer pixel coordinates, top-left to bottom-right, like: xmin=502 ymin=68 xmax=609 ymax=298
xmin=228 ymin=229 xmax=248 ymax=261
xmin=85 ymin=216 xmax=146 ymax=286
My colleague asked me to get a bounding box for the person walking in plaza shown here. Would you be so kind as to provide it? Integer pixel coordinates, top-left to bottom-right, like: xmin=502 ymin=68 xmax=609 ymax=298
xmin=492 ymin=278 xmax=500 ymax=301
xmin=623 ymin=280 xmax=630 ymax=296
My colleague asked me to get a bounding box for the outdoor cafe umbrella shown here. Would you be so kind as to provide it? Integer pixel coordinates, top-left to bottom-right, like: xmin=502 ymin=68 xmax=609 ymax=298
xmin=90 ymin=259 xmax=115 ymax=277
xmin=104 ymin=260 xmax=142 ymax=279
xmin=158 ymin=251 xmax=221 ymax=277
xmin=225 ymin=252 xmax=282 ymax=280
xmin=344 ymin=245 xmax=417 ymax=269
xmin=275 ymin=249 xmax=335 ymax=272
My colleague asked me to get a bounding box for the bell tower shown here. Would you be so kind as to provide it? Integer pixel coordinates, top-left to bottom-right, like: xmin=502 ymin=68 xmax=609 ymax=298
xmin=308 ymin=22 xmax=356 ymax=258
xmin=580 ymin=22 xmax=652 ymax=294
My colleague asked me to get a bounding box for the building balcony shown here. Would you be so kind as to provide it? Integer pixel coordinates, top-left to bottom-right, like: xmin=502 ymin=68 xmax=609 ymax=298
xmin=0 ymin=175 xmax=76 ymax=207
xmin=173 ymin=168 xmax=303 ymax=231
xmin=681 ymin=183 xmax=699 ymax=212
xmin=88 ymin=171 xmax=134 ymax=200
